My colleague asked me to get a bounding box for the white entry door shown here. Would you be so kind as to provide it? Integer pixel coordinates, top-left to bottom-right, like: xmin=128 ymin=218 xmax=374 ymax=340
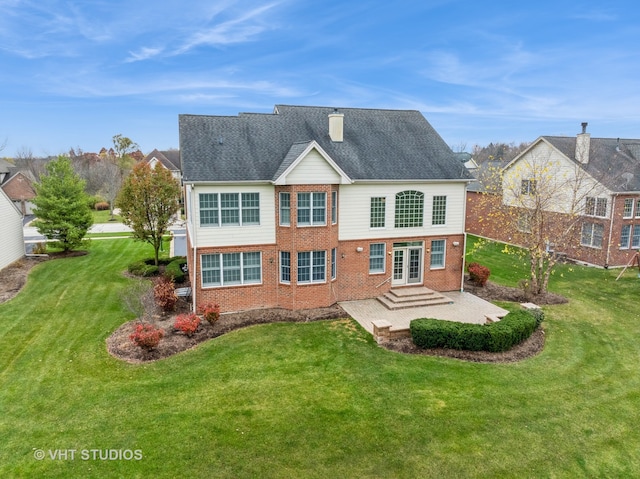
xmin=392 ymin=243 xmax=423 ymax=286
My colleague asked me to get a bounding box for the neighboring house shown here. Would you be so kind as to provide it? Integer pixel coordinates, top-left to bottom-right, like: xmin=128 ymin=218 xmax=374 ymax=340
xmin=180 ymin=105 xmax=473 ymax=313
xmin=0 ymin=187 xmax=24 ymax=271
xmin=466 ymin=123 xmax=640 ymax=267
xmin=0 ymin=162 xmax=36 ymax=215
xmin=143 ymin=149 xmax=181 ymax=182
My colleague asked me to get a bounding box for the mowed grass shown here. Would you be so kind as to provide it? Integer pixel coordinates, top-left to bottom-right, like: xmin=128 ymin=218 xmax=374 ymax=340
xmin=1 ymin=238 xmax=640 ymax=477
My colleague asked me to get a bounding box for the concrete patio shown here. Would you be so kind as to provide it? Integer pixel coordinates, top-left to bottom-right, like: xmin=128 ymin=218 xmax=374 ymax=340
xmin=339 ymin=291 xmax=509 ymax=340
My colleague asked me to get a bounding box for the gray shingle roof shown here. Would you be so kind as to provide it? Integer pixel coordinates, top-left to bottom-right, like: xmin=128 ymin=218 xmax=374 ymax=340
xmin=144 ymin=149 xmax=181 ymax=171
xmin=179 ymin=105 xmax=473 ymax=183
xmin=544 ymin=136 xmax=640 ymax=192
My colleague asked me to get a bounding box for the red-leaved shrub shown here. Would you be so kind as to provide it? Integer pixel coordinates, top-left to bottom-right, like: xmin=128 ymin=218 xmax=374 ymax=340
xmin=94 ymin=201 xmax=110 ymax=211
xmin=154 ymin=276 xmax=177 ymax=312
xmin=174 ymin=313 xmax=200 ymax=337
xmin=129 ymin=323 xmax=164 ymax=351
xmin=468 ymin=262 xmax=491 ymax=286
xmin=200 ymin=303 xmax=221 ymax=325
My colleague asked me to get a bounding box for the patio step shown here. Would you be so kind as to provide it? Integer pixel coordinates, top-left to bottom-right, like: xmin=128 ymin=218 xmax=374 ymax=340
xmin=377 ymin=287 xmax=453 ymax=310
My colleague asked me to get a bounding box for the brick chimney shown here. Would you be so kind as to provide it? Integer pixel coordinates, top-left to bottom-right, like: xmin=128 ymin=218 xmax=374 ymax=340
xmin=576 ymin=122 xmax=590 ymax=163
xmin=328 ymin=109 xmax=344 ymax=142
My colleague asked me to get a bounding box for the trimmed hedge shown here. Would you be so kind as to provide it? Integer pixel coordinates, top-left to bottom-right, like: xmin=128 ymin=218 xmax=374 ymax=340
xmin=410 ymin=309 xmax=543 ymax=353
xmin=165 ymin=258 xmax=187 ymax=283
xmin=127 ymin=261 xmax=159 ymax=277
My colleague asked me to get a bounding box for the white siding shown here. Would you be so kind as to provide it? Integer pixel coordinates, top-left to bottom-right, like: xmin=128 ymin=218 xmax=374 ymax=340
xmin=502 ymin=142 xmax=607 ymax=216
xmin=338 ymin=182 xmax=467 ymax=241
xmin=283 ymin=150 xmax=342 ymax=185
xmin=0 ymin=190 xmax=24 ymax=270
xmin=193 ymin=184 xmax=276 ymax=247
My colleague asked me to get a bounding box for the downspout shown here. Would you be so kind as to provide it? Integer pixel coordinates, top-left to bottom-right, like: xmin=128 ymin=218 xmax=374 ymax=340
xmin=461 ymin=183 xmax=470 ymax=292
xmin=605 ymin=194 xmax=616 ymax=268
xmin=189 ymin=184 xmax=198 ymax=312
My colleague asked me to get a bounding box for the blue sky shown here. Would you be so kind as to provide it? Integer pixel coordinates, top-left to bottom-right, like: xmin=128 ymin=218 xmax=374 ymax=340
xmin=1 ymin=0 xmax=639 ymax=156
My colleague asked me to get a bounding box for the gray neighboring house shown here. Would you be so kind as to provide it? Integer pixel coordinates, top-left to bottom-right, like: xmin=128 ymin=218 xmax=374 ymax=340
xmin=180 ymin=105 xmax=473 ymax=313
xmin=143 ymin=149 xmax=182 ymax=182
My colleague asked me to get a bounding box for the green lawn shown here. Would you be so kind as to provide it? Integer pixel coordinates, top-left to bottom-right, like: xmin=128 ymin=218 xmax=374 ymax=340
xmin=92 ymin=209 xmax=122 ymax=224
xmin=1 ymin=238 xmax=640 ymax=477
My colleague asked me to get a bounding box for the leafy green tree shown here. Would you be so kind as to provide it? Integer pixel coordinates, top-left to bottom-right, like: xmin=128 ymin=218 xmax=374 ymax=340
xmin=32 ymin=156 xmax=93 ymax=252
xmin=116 ymin=162 xmax=181 ymax=266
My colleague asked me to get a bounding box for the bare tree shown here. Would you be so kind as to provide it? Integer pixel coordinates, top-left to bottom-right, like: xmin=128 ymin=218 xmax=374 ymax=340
xmin=472 ymin=140 xmax=605 ymax=295
xmin=14 ymin=147 xmax=48 ymax=182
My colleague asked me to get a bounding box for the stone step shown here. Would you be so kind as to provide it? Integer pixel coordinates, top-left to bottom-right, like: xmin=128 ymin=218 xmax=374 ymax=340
xmin=377 ymin=287 xmax=453 ymax=310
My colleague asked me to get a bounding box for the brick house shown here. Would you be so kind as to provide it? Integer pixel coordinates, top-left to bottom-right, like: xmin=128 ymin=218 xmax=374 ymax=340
xmin=466 ymin=123 xmax=640 ymax=267
xmin=180 ymin=105 xmax=473 ymax=313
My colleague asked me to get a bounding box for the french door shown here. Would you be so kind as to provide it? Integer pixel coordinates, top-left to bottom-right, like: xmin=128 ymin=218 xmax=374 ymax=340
xmin=392 ymin=242 xmax=423 ymax=286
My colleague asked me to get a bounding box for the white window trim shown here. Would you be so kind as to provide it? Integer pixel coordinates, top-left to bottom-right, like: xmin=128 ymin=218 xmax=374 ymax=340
xmin=199 ymin=192 xmax=261 ymax=227
xmin=297 ymin=250 xmax=327 ymax=284
xmin=279 ymin=192 xmax=291 ymax=227
xmin=429 ymin=239 xmax=446 ymax=270
xmin=369 ymin=243 xmax=386 ymax=274
xmin=297 ymin=192 xmax=327 ymax=227
xmin=201 ymin=252 xmax=262 ymax=288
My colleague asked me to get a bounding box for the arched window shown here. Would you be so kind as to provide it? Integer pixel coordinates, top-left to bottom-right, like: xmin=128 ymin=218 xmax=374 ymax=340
xmin=394 ymin=190 xmax=424 ymax=228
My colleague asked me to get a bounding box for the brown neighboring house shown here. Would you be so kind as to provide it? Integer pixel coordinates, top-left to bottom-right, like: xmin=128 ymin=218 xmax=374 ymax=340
xmin=466 ymin=124 xmax=640 ymax=267
xmin=0 ymin=159 xmax=36 ymax=215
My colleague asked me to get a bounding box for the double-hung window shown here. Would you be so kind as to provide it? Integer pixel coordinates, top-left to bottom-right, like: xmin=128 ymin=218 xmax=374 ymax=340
xmin=280 ymin=252 xmax=291 ymax=283
xmin=201 ymin=252 xmax=262 ymax=287
xmin=369 ymin=243 xmax=386 ymax=273
xmin=331 ymin=191 xmax=337 ymax=224
xmin=370 ymin=197 xmax=386 ymax=228
xmin=297 ymin=192 xmax=326 ymax=226
xmin=199 ymin=192 xmax=260 ymax=226
xmin=297 ymin=251 xmax=326 ymax=283
xmin=430 ymin=240 xmax=446 ymax=268
xmin=331 ymin=248 xmax=337 ymax=280
xmin=624 ymin=198 xmax=634 ymax=218
xmin=621 ymin=225 xmax=632 ymax=249
xmin=581 ymin=223 xmax=604 ymax=248
xmin=432 ymin=196 xmax=447 ymax=226
xmin=585 ymin=197 xmax=607 ymax=217
xmin=279 ymin=192 xmax=290 ymax=226
xmin=521 ymin=179 xmax=537 ymax=195
xmin=633 ymin=226 xmax=640 ymax=249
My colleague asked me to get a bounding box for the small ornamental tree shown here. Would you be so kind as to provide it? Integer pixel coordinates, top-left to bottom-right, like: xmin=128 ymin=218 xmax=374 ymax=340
xmin=116 ymin=162 xmax=181 ymax=266
xmin=32 ymin=156 xmax=93 ymax=252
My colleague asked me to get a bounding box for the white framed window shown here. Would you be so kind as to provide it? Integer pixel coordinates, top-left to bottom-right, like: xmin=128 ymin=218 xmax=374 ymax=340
xmin=370 ymin=197 xmax=386 ymax=228
xmin=201 ymin=252 xmax=262 ymax=287
xmin=635 ymin=199 xmax=640 ymax=218
xmin=331 ymin=248 xmax=337 ymax=280
xmin=199 ymin=193 xmax=218 ymax=226
xmin=297 ymin=192 xmax=326 ymax=226
xmin=395 ymin=190 xmax=424 ymax=228
xmin=624 ymin=198 xmax=634 ymax=218
xmin=199 ymin=192 xmax=260 ymax=227
xmin=633 ymin=226 xmax=640 ymax=249
xmin=430 ymin=239 xmax=446 ymax=268
xmin=585 ymin=197 xmax=607 ymax=218
xmin=280 ymin=251 xmax=291 ymax=283
xmin=581 ymin=223 xmax=604 ymax=248
xmin=279 ymin=192 xmax=290 ymax=226
xmin=621 ymin=225 xmax=631 ymax=249
xmin=432 ymin=195 xmax=447 ymax=226
xmin=331 ymin=191 xmax=337 ymax=224
xmin=369 ymin=243 xmax=386 ymax=273
xmin=521 ymin=179 xmax=537 ymax=195
xmin=297 ymin=251 xmax=326 ymax=283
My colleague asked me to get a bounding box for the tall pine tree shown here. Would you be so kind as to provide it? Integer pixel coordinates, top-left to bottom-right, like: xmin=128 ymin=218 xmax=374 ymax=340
xmin=32 ymin=156 xmax=94 ymax=252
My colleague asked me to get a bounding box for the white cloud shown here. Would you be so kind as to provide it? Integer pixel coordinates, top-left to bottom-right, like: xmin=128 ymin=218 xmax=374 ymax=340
xmin=125 ymin=47 xmax=164 ymax=63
